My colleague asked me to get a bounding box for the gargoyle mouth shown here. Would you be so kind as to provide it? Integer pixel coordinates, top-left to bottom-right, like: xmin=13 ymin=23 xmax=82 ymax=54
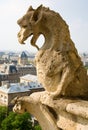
xmin=17 ymin=31 xmax=33 ymax=44
xmin=17 ymin=27 xmax=40 ymax=50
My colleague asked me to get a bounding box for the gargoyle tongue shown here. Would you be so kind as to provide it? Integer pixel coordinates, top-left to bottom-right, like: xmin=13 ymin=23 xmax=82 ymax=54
xmin=31 ymin=35 xmax=35 ymax=45
xmin=30 ymin=34 xmax=40 ymax=50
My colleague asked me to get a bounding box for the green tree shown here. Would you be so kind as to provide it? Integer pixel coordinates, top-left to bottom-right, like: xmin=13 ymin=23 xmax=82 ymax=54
xmin=12 ymin=112 xmax=33 ymax=130
xmin=0 ymin=106 xmax=8 ymax=127
xmin=1 ymin=112 xmax=34 ymax=130
xmin=34 ymin=125 xmax=42 ymax=130
xmin=1 ymin=112 xmax=16 ymax=130
xmin=0 ymin=107 xmax=42 ymax=130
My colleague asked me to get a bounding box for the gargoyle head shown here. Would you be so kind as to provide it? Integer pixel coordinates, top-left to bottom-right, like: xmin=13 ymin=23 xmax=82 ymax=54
xmin=12 ymin=96 xmax=27 ymax=113
xmin=17 ymin=5 xmax=43 ymax=50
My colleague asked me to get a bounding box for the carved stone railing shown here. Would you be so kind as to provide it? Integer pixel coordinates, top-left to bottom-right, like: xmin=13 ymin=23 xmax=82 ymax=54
xmin=13 ymin=92 xmax=88 ymax=130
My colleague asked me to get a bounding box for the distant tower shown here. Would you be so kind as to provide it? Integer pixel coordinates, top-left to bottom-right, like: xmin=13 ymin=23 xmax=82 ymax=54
xmin=18 ymin=51 xmax=28 ymax=65
xmin=5 ymin=64 xmax=17 ymax=74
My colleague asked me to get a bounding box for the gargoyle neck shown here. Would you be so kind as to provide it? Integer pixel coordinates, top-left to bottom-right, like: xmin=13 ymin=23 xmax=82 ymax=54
xmin=41 ymin=28 xmax=59 ymax=50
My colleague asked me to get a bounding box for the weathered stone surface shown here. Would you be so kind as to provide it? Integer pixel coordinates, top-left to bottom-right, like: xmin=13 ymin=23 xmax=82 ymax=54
xmin=13 ymin=93 xmax=60 ymax=130
xmin=15 ymin=5 xmax=88 ymax=130
xmin=17 ymin=5 xmax=88 ymax=99
xmin=13 ymin=92 xmax=88 ymax=130
xmin=66 ymin=100 xmax=88 ymax=119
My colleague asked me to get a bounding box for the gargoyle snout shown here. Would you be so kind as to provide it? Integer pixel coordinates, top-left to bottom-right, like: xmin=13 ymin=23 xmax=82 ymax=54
xmin=17 ymin=32 xmax=21 ymax=37
xmin=17 ymin=19 xmax=22 ymax=26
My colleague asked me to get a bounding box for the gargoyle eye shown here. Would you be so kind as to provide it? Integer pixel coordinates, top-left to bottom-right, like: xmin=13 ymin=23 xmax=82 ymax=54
xmin=29 ymin=22 xmax=32 ymax=26
xmin=22 ymin=25 xmax=27 ymax=28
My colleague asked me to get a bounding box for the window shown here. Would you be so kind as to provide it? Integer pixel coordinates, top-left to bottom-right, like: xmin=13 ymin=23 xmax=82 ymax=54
xmin=4 ymin=96 xmax=7 ymax=102
xmin=4 ymin=96 xmax=7 ymax=99
xmin=1 ymin=95 xmax=3 ymax=97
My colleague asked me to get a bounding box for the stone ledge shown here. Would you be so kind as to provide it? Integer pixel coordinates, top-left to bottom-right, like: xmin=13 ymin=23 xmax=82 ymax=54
xmin=31 ymin=92 xmax=88 ymax=130
xmin=66 ymin=100 xmax=88 ymax=119
xmin=13 ymin=92 xmax=88 ymax=130
xmin=55 ymin=99 xmax=88 ymax=130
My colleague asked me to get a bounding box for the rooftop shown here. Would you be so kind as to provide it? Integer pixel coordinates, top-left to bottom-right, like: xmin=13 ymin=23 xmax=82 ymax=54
xmin=0 ymin=81 xmax=43 ymax=94
xmin=0 ymin=83 xmax=30 ymax=94
xmin=20 ymin=74 xmax=38 ymax=82
xmin=19 ymin=51 xmax=28 ymax=58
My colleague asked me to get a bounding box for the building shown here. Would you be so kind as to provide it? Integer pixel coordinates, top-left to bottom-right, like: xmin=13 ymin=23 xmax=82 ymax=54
xmin=18 ymin=51 xmax=28 ymax=65
xmin=17 ymin=64 xmax=36 ymax=76
xmin=0 ymin=63 xmax=36 ymax=86
xmin=0 ymin=82 xmax=31 ymax=106
xmin=0 ymin=64 xmax=19 ymax=86
xmin=79 ymin=53 xmax=88 ymax=67
xmin=0 ymin=74 xmax=44 ymax=106
xmin=0 ymin=73 xmax=19 ymax=86
xmin=20 ymin=74 xmax=44 ymax=93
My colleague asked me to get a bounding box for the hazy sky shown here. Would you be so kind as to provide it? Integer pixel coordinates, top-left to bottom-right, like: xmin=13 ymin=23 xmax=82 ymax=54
xmin=0 ymin=0 xmax=88 ymax=53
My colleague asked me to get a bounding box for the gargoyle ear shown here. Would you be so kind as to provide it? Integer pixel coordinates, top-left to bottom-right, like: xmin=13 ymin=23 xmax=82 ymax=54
xmin=27 ymin=6 xmax=34 ymax=12
xmin=32 ymin=5 xmax=43 ymax=22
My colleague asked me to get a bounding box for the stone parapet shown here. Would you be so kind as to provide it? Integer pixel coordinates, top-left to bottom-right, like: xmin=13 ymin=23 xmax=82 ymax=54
xmin=13 ymin=92 xmax=88 ymax=130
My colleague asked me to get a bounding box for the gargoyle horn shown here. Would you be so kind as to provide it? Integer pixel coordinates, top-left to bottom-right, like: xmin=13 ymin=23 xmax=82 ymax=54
xmin=27 ymin=6 xmax=34 ymax=12
xmin=32 ymin=4 xmax=43 ymax=22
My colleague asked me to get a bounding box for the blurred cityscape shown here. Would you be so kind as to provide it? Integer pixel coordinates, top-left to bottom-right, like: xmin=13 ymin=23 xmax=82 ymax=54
xmin=0 ymin=50 xmax=88 ymax=107
xmin=0 ymin=50 xmax=44 ymax=107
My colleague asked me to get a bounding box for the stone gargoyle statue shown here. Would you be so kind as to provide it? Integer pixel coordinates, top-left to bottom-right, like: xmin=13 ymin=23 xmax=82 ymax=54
xmin=17 ymin=5 xmax=88 ymax=99
xmin=13 ymin=5 xmax=88 ymax=130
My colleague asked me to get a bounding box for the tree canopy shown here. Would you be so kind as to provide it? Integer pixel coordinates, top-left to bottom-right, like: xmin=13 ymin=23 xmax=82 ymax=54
xmin=0 ymin=106 xmax=42 ymax=130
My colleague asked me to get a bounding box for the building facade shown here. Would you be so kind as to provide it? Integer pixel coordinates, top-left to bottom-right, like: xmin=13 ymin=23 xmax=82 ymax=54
xmin=0 ymin=76 xmax=44 ymax=106
xmin=0 ymin=82 xmax=31 ymax=106
xmin=18 ymin=51 xmax=28 ymax=65
xmin=0 ymin=64 xmax=36 ymax=86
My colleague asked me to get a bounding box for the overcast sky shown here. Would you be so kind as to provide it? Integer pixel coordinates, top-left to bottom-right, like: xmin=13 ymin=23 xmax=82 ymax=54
xmin=0 ymin=0 xmax=88 ymax=53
